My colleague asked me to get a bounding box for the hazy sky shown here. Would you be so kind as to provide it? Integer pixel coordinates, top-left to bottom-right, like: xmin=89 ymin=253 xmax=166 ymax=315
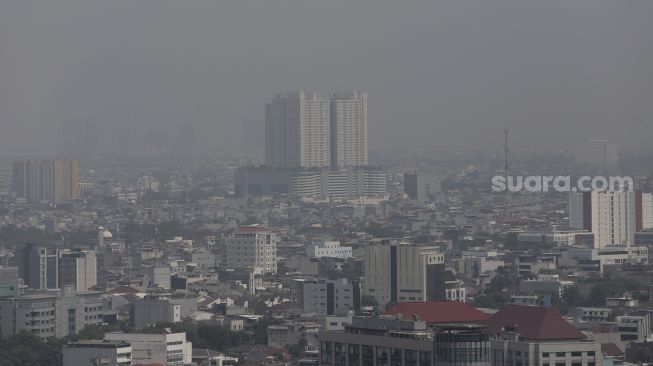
xmin=1 ymin=0 xmax=652 ymax=153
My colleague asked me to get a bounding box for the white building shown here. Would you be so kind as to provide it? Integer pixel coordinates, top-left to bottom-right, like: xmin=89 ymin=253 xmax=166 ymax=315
xmin=330 ymin=91 xmax=368 ymax=168
xmin=105 ymin=332 xmax=192 ymax=366
xmin=63 ymin=340 xmax=132 ymax=366
xmin=569 ymin=191 xmax=653 ymax=248
xmin=574 ymin=139 xmax=618 ymax=166
xmin=305 ymin=241 xmax=352 ymax=259
xmin=616 ymin=314 xmax=651 ymax=342
xmin=364 ymin=244 xmax=445 ymax=307
xmin=265 ymin=91 xmax=331 ymax=168
xmin=303 ymin=278 xmax=359 ymax=316
xmin=133 ymin=296 xmax=181 ymax=328
xmin=560 ymin=246 xmax=649 ymax=273
xmin=225 ymin=227 xmax=278 ymax=274
xmin=59 ymin=249 xmax=97 ymax=291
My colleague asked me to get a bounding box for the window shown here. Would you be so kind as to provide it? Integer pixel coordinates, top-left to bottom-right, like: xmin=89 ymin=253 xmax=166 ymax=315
xmin=377 ymin=347 xmax=390 ymax=366
xmin=571 ymin=352 xmax=582 ymax=357
xmin=362 ymin=345 xmax=374 ymax=365
xmin=348 ymin=344 xmax=360 ymax=366
xmin=405 ymin=350 xmax=418 ymax=366
xmin=556 ymin=352 xmax=565 ymax=357
xmin=542 ymin=353 xmax=549 ymax=358
xmin=334 ymin=343 xmax=346 ymax=366
xmin=419 ymin=351 xmax=432 ymax=366
xmin=587 ymin=351 xmax=595 ymax=357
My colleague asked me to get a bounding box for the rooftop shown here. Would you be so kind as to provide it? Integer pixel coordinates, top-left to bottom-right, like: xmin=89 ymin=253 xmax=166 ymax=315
xmin=485 ymin=305 xmax=586 ymax=341
xmin=384 ymin=302 xmax=489 ymax=324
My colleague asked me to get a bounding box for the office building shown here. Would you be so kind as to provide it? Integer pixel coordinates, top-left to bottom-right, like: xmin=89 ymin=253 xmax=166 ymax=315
xmin=265 ymin=91 xmax=331 ymax=168
xmin=364 ymin=244 xmax=445 ymax=307
xmin=404 ymin=170 xmax=443 ymax=202
xmin=319 ymin=316 xmax=435 ymax=366
xmin=133 ymin=296 xmax=181 ymax=328
xmin=319 ymin=315 xmax=491 ymax=366
xmin=0 ymin=266 xmax=19 ymax=298
xmin=22 ymin=244 xmax=59 ymax=290
xmin=487 ymin=305 xmax=602 ymax=366
xmin=0 ymin=293 xmax=57 ymax=337
xmin=225 ymin=226 xmax=278 ymax=274
xmin=55 ymin=288 xmax=104 ymax=338
xmin=305 ymin=241 xmax=353 ymax=259
xmin=574 ymin=139 xmax=618 ymax=166
xmin=12 ymin=159 xmax=78 ymax=203
xmin=330 ymin=91 xmax=368 ymax=168
xmin=59 ymin=249 xmax=97 ymax=291
xmin=105 ymin=332 xmax=192 ymax=366
xmin=569 ymin=191 xmax=653 ymax=248
xmin=63 ymin=340 xmax=132 ymax=366
xmin=303 ymin=278 xmax=361 ymax=316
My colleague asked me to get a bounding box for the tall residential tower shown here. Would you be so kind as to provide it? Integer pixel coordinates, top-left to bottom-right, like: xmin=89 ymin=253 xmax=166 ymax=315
xmin=330 ymin=91 xmax=368 ymax=168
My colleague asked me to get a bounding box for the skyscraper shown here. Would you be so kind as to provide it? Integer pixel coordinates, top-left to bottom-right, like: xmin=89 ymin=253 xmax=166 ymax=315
xmin=330 ymin=91 xmax=368 ymax=168
xmin=12 ymin=159 xmax=78 ymax=203
xmin=265 ymin=91 xmax=331 ymax=168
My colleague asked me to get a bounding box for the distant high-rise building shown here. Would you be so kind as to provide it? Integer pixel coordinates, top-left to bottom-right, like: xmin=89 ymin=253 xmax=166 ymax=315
xmin=22 ymin=244 xmax=59 ymax=290
xmin=569 ymin=191 xmax=653 ymax=248
xmin=59 ymin=249 xmax=97 ymax=292
xmin=0 ymin=266 xmax=19 ymax=298
xmin=575 ymin=139 xmax=618 ymax=166
xmin=12 ymin=159 xmax=78 ymax=203
xmin=364 ymin=244 xmax=445 ymax=307
xmin=265 ymin=91 xmax=331 ymax=168
xmin=330 ymin=91 xmax=368 ymax=168
xmin=61 ymin=120 xmax=100 ymax=157
xmin=404 ymin=170 xmax=443 ymax=202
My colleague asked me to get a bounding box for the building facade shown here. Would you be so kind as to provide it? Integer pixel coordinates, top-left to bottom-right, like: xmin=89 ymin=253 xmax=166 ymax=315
xmin=364 ymin=244 xmax=445 ymax=307
xmin=574 ymin=140 xmax=618 ymax=166
xmin=12 ymin=159 xmax=78 ymax=203
xmin=225 ymin=227 xmax=278 ymax=274
xmin=330 ymin=91 xmax=368 ymax=168
xmin=303 ymin=278 xmax=361 ymax=316
xmin=63 ymin=340 xmax=132 ymax=366
xmin=59 ymin=249 xmax=97 ymax=291
xmin=569 ymin=191 xmax=653 ymax=248
xmin=266 ymin=91 xmax=331 ymax=168
xmin=104 ymin=332 xmax=192 ymax=366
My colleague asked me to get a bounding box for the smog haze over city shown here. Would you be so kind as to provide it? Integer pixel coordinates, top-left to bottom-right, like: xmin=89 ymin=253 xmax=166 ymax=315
xmin=2 ymin=0 xmax=653 ymax=154
xmin=2 ymin=2 xmax=653 ymax=366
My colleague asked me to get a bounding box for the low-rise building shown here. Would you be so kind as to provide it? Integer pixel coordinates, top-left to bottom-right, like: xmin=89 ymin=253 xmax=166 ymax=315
xmin=63 ymin=340 xmax=132 ymax=366
xmin=305 ymin=241 xmax=352 ymax=259
xmin=487 ymin=305 xmax=603 ymax=366
xmin=105 ymin=331 xmax=192 ymax=366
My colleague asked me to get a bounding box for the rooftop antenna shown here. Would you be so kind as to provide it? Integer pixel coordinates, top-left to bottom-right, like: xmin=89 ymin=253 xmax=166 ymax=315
xmin=504 ymin=128 xmax=511 ymax=221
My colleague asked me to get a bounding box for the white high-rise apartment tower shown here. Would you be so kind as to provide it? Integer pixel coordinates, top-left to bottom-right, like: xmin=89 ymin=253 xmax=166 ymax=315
xmin=569 ymin=191 xmax=653 ymax=248
xmin=330 ymin=91 xmax=368 ymax=168
xmin=265 ymin=91 xmax=330 ymax=168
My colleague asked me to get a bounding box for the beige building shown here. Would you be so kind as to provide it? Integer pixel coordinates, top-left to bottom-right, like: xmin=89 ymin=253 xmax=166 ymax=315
xmin=364 ymin=244 xmax=445 ymax=307
xmin=225 ymin=227 xmax=278 ymax=274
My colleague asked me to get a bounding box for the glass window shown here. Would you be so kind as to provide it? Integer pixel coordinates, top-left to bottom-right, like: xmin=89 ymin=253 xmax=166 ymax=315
xmin=362 ymin=345 xmax=374 ymax=366
xmin=555 ymin=352 xmax=565 ymax=357
xmin=348 ymin=344 xmax=360 ymax=366
xmin=391 ymin=348 xmax=402 ymax=366
xmin=321 ymin=342 xmax=332 ymax=364
xmin=334 ymin=343 xmax=346 ymax=366
xmin=405 ymin=350 xmax=418 ymax=366
xmin=377 ymin=347 xmax=390 ymax=366
xmin=542 ymin=353 xmax=549 ymax=358
xmin=419 ymin=351 xmax=432 ymax=366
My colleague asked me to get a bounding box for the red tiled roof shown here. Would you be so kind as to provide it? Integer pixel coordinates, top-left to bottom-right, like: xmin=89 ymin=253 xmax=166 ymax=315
xmin=485 ymin=305 xmax=585 ymax=341
xmin=601 ymin=343 xmax=624 ymax=357
xmin=384 ymin=302 xmax=489 ymax=324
